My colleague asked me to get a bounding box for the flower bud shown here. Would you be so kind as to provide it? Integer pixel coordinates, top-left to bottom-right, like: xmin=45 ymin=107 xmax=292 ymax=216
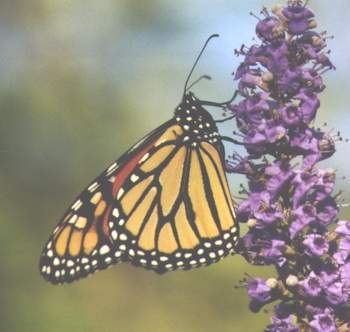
xmin=247 ymin=218 xmax=257 ymax=228
xmin=266 ymin=278 xmax=279 ymax=289
xmin=286 ymin=275 xmax=299 ymax=287
xmin=309 ymin=20 xmax=318 ymax=29
xmin=256 ymin=17 xmax=285 ymax=42
xmin=311 ymin=35 xmax=323 ymax=47
xmin=271 ymin=4 xmax=284 ymax=15
xmin=319 ymin=134 xmax=335 ymax=160
xmin=262 ymin=71 xmax=274 ymax=82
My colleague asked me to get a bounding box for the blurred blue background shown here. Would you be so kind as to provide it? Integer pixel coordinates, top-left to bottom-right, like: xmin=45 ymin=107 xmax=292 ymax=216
xmin=0 ymin=1 xmax=349 ymax=331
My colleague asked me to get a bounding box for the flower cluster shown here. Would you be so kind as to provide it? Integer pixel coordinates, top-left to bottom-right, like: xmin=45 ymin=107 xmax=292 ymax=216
xmin=226 ymin=1 xmax=350 ymax=331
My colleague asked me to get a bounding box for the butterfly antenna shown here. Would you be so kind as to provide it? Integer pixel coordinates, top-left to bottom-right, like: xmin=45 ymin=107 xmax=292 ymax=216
xmin=183 ymin=33 xmax=219 ymax=97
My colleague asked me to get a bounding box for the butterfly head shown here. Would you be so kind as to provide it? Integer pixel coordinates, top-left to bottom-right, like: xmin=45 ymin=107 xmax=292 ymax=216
xmin=174 ymin=92 xmax=220 ymax=147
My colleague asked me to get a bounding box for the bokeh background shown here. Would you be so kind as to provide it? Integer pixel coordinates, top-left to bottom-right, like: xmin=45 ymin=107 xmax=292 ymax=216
xmin=1 ymin=1 xmax=349 ymax=331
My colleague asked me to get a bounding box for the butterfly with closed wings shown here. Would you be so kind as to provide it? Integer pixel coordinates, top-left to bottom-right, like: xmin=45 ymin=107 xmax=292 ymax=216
xmin=39 ymin=34 xmax=239 ymax=284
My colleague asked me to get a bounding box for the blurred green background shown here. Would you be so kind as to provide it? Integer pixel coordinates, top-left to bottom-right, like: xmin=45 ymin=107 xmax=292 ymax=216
xmin=1 ymin=1 xmax=349 ymax=331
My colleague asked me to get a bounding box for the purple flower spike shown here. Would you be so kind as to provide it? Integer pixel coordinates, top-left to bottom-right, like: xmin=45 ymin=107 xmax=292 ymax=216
xmin=228 ymin=1 xmax=349 ymax=330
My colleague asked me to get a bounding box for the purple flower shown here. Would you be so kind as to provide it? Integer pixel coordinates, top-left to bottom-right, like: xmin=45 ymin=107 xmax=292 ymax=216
xmin=233 ymin=92 xmax=272 ymax=128
xmin=282 ymin=4 xmax=314 ymax=35
xmin=254 ymin=205 xmax=284 ymax=228
xmin=295 ymin=88 xmax=320 ymax=123
xmin=247 ymin=278 xmax=272 ymax=302
xmin=316 ymin=198 xmax=338 ymax=226
xmin=256 ymin=17 xmax=285 ymax=42
xmin=265 ymin=161 xmax=294 ymax=198
xmin=237 ymin=191 xmax=271 ymax=222
xmin=335 ymin=220 xmax=350 ymax=237
xmin=289 ymin=204 xmax=316 ymax=238
xmin=299 ymin=271 xmax=322 ymax=297
xmin=314 ymin=169 xmax=336 ymax=199
xmin=290 ymin=128 xmax=322 ymax=168
xmin=309 ymin=309 xmax=337 ymax=332
xmin=333 ymin=237 xmax=350 ymax=264
xmin=319 ymin=268 xmax=339 ymax=286
xmin=303 ymin=234 xmax=329 ymax=257
xmin=245 ymin=122 xmax=286 ymax=146
xmin=277 ymin=67 xmax=302 ymax=95
xmin=263 ymin=239 xmax=286 ymax=259
xmin=339 ymin=263 xmax=350 ymax=288
xmin=279 ymin=103 xmax=302 ymax=126
xmin=291 ymin=171 xmax=317 ymax=207
xmin=324 ymin=282 xmax=348 ymax=305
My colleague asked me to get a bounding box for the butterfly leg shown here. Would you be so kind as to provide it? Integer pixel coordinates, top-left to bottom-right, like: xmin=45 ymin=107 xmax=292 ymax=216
xmin=199 ymin=90 xmax=239 ymax=108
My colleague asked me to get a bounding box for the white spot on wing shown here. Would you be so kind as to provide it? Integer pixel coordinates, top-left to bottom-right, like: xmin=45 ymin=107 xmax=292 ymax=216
xmin=112 ymin=208 xmax=119 ymax=218
xmin=117 ymin=188 xmax=124 ymax=200
xmin=68 ymin=214 xmax=78 ymax=224
xmin=130 ymin=174 xmax=139 ymax=183
xmin=140 ymin=153 xmax=149 ymax=163
xmin=111 ymin=230 xmax=118 ymax=240
xmin=99 ymin=245 xmax=110 ymax=255
xmin=107 ymin=162 xmax=118 ymax=175
xmin=88 ymin=182 xmax=99 ymax=192
xmin=67 ymin=260 xmax=74 ymax=267
xmin=72 ymin=200 xmax=83 ymax=211
xmin=119 ymin=234 xmax=127 ymax=241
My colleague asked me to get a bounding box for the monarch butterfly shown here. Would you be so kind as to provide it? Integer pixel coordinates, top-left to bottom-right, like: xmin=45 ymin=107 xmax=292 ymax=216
xmin=39 ymin=34 xmax=239 ymax=284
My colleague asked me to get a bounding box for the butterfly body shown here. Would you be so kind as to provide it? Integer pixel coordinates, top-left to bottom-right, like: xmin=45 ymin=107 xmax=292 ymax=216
xmin=40 ymin=92 xmax=239 ymax=284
